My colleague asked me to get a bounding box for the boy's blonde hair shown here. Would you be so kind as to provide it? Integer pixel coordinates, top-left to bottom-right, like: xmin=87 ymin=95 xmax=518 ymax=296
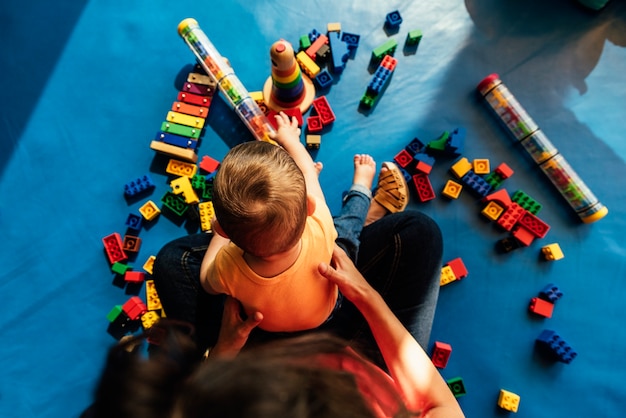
xmin=213 ymin=141 xmax=308 ymax=258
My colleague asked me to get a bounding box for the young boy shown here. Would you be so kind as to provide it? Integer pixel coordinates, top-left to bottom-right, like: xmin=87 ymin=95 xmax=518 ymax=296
xmin=200 ymin=112 xmax=407 ymax=332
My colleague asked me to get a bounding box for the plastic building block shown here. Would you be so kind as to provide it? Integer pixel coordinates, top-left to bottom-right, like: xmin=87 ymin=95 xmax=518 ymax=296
xmin=372 ymin=39 xmax=398 ymax=62
xmin=160 ymin=121 xmax=201 ymax=139
xmin=484 ymin=171 xmax=505 ymax=190
xmin=171 ymin=101 xmax=210 ymax=118
xmin=450 ymin=157 xmax=472 ymax=179
xmin=306 ymin=134 xmax=322 ymax=150
xmin=415 ymin=160 xmax=432 ymax=175
xmin=541 ymin=243 xmax=564 ymax=261
xmin=539 ymin=284 xmax=563 ymax=303
xmin=413 ymin=152 xmax=435 ymax=174
xmin=481 ymin=201 xmax=504 ymax=221
xmin=308 ymin=29 xmax=321 ymax=43
xmin=150 ymin=140 xmax=199 ymax=163
xmin=529 ymin=297 xmax=554 ymax=318
xmin=161 ymin=191 xmax=188 ymax=217
xmin=197 ymin=155 xmax=219 ymax=174
xmin=139 ymin=200 xmax=161 ymax=221
xmin=143 ymin=255 xmax=156 ymax=275
xmin=327 ymin=22 xmax=341 ymax=32
xmin=447 ymin=377 xmax=467 ymax=397
xmin=198 ymin=201 xmax=214 ymax=232
xmin=483 ymin=188 xmax=512 ymax=208
xmin=145 ymin=279 xmax=163 ymax=311
xmin=518 ymin=211 xmax=550 ymax=238
xmin=305 ymin=33 xmax=329 ymax=60
xmin=405 ymin=29 xmax=423 ymax=46
xmin=495 ymin=162 xmax=514 ymax=179
xmin=141 ymin=311 xmax=160 ymax=330
xmin=431 ymin=341 xmax=452 ymax=368
xmin=394 ymin=149 xmax=413 ymax=169
xmin=497 ymin=202 xmax=525 ymax=231
xmin=299 ymin=34 xmax=312 ymax=50
xmin=512 ymin=224 xmax=535 ymax=246
xmin=122 ymin=235 xmax=142 ymax=253
xmin=385 ymin=10 xmax=403 ymax=31
xmin=440 ymin=265 xmax=456 ymax=286
xmin=177 ymin=91 xmax=211 ymax=106
xmin=123 ymin=175 xmax=155 ymax=198
xmin=511 ymin=189 xmax=542 ymax=215
xmin=496 ymin=237 xmax=522 ymax=253
xmin=106 ymin=305 xmax=124 ymax=323
xmin=312 ymin=96 xmax=336 ymax=125
xmin=124 ymin=271 xmax=145 ymax=284
xmin=296 ymin=50 xmax=321 ymax=78
xmin=412 ymin=173 xmax=435 ymax=202
xmin=314 ymin=68 xmax=334 ymax=89
xmin=360 ymin=55 xmax=397 ymax=110
xmin=170 ymin=176 xmax=199 ymax=204
xmin=447 ymin=257 xmax=468 ymax=280
xmin=125 ymin=213 xmax=143 ymax=232
xmin=166 ymin=159 xmax=197 ymax=178
xmin=498 ymin=389 xmax=520 ymax=413
xmin=442 ymin=179 xmax=462 ymax=199
xmin=103 ymin=233 xmax=127 ymax=264
xmin=473 ymin=158 xmax=490 ymax=174
xmin=461 ymin=170 xmax=492 ymax=198
xmin=307 ymin=115 xmax=323 ymax=133
xmin=341 ymin=32 xmax=360 ymax=51
xmin=328 ymin=31 xmax=350 ymax=74
xmin=122 ymin=296 xmax=148 ymax=321
xmin=111 ymin=262 xmax=131 ymax=276
xmin=535 ymin=329 xmax=577 ymax=364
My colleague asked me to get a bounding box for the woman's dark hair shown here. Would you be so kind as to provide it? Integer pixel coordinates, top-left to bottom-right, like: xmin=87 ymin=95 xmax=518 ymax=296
xmin=84 ymin=322 xmax=416 ymax=418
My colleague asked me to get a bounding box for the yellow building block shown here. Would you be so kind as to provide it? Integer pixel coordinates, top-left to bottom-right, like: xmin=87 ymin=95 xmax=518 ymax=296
xmin=145 ymin=279 xmax=163 ymax=311
xmin=442 ymin=179 xmax=462 ymax=199
xmin=170 ymin=176 xmax=199 ymax=204
xmin=541 ymin=243 xmax=564 ymax=261
xmin=450 ymin=157 xmax=472 ymax=179
xmin=296 ymin=50 xmax=321 ymax=78
xmin=166 ymin=111 xmax=205 ymax=129
xmin=143 ymin=255 xmax=156 ymax=275
xmin=498 ymin=389 xmax=520 ymax=413
xmin=139 ymin=200 xmax=161 ymax=221
xmin=198 ymin=201 xmax=215 ymax=232
xmin=166 ymin=159 xmax=197 ymax=178
xmin=327 ymin=22 xmax=342 ymax=32
xmin=473 ymin=158 xmax=490 ymax=174
xmin=440 ymin=265 xmax=457 ymax=286
xmin=481 ymin=201 xmax=504 ymax=221
xmin=141 ymin=311 xmax=160 ymax=330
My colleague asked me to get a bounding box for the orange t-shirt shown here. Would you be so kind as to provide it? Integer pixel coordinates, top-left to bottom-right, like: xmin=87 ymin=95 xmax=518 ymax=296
xmin=207 ymin=196 xmax=338 ymax=332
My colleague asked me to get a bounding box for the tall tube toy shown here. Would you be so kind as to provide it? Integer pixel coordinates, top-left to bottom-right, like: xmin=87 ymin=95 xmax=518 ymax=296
xmin=477 ymin=74 xmax=607 ymax=223
xmin=178 ymin=18 xmax=276 ymax=143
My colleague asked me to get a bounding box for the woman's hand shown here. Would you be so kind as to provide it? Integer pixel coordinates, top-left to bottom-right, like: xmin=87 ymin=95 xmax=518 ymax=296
xmin=210 ymin=296 xmax=263 ymax=359
xmin=318 ymin=245 xmax=374 ymax=306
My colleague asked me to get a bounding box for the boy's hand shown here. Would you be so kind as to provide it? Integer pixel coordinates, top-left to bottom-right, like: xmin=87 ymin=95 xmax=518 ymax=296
xmin=269 ymin=111 xmax=301 ymax=147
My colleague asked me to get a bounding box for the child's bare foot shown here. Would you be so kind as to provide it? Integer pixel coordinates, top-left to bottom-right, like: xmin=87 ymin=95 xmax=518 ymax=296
xmin=314 ymin=161 xmax=323 ymax=176
xmin=353 ymin=154 xmax=376 ymax=189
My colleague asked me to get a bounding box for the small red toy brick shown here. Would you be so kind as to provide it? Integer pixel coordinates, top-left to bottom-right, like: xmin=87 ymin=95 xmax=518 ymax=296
xmin=199 ymin=155 xmax=220 ymax=173
xmin=394 ymin=149 xmax=413 ymax=169
xmin=122 ymin=296 xmax=148 ymax=320
xmin=497 ymin=202 xmax=525 ymax=231
xmin=495 ymin=162 xmax=514 ymax=179
xmin=412 ymin=173 xmax=435 ymax=202
xmin=415 ymin=160 xmax=433 ymax=175
xmin=518 ymin=211 xmax=550 ymax=238
xmin=103 ymin=233 xmax=127 ymax=264
xmin=447 ymin=257 xmax=468 ymax=280
xmin=512 ymin=225 xmax=535 ymax=246
xmin=431 ymin=341 xmax=452 ymax=368
xmin=529 ymin=297 xmax=554 ymax=318
xmin=307 ymin=115 xmax=323 ymax=133
xmin=483 ymin=188 xmax=512 ymax=209
xmin=312 ymin=96 xmax=336 ymax=125
xmin=267 ymin=108 xmax=303 ymax=128
xmin=124 ymin=271 xmax=146 ymax=284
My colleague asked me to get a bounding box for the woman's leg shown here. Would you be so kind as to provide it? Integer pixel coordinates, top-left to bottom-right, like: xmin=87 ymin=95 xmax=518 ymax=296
xmin=152 ymin=233 xmax=225 ymax=354
xmin=323 ymin=210 xmax=443 ymax=367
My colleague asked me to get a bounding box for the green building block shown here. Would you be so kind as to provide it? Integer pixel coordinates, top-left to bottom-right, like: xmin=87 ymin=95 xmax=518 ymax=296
xmin=106 ymin=305 xmax=123 ymax=322
xmin=406 ymin=29 xmax=423 ymax=46
xmin=447 ymin=377 xmax=467 ymax=398
xmin=427 ymin=131 xmax=450 ymax=152
xmin=372 ymin=38 xmax=398 ymax=61
xmin=512 ymin=189 xmax=542 ymax=214
xmin=484 ymin=172 xmax=505 ymax=189
xmin=299 ymin=34 xmax=311 ymax=50
xmin=161 ymin=191 xmax=189 ymax=217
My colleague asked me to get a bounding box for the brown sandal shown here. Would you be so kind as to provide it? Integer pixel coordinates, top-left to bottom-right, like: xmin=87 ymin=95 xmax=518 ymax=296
xmin=373 ymin=162 xmax=409 ymax=213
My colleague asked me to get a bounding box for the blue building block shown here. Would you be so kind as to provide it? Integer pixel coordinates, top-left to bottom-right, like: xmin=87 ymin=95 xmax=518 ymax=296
xmin=308 ymin=29 xmax=321 ymax=42
xmin=341 ymin=32 xmax=360 ymax=51
xmin=447 ymin=127 xmax=465 ymax=156
xmin=461 ymin=170 xmax=492 ymax=198
xmin=328 ymin=31 xmax=350 ymax=74
xmin=125 ymin=213 xmax=143 ymax=232
xmin=406 ymin=137 xmax=426 ymax=154
xmin=385 ymin=10 xmax=403 ymax=31
xmin=124 ymin=175 xmax=155 ymax=198
xmin=539 ymin=284 xmax=564 ymax=303
xmin=413 ymin=152 xmax=436 ymax=168
xmin=536 ymin=330 xmax=577 ymax=364
xmin=314 ymin=68 xmax=334 ymax=89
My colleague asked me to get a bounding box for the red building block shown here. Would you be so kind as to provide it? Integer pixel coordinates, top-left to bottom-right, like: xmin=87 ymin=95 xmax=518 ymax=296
xmin=497 ymin=202 xmax=525 ymax=231
xmin=529 ymin=297 xmax=554 ymax=318
xmin=199 ymin=155 xmax=220 ymax=173
xmin=103 ymin=233 xmax=127 ymax=264
xmin=124 ymin=271 xmax=146 ymax=284
xmin=495 ymin=162 xmax=514 ymax=179
xmin=518 ymin=211 xmax=550 ymax=238
xmin=431 ymin=341 xmax=452 ymax=368
xmin=122 ymin=296 xmax=147 ymax=320
xmin=306 ymin=115 xmax=323 ymax=133
xmin=447 ymin=257 xmax=468 ymax=280
xmin=512 ymin=225 xmax=535 ymax=246
xmin=394 ymin=149 xmax=413 ymax=169
xmin=267 ymin=108 xmax=303 ymax=128
xmin=312 ymin=96 xmax=336 ymax=125
xmin=412 ymin=173 xmax=435 ymax=202
xmin=483 ymin=188 xmax=512 ymax=209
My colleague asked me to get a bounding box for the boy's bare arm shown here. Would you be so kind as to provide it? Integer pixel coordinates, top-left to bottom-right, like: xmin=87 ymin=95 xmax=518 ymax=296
xmin=200 ymin=233 xmax=231 ymax=295
xmin=270 ymin=112 xmax=325 ymax=202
